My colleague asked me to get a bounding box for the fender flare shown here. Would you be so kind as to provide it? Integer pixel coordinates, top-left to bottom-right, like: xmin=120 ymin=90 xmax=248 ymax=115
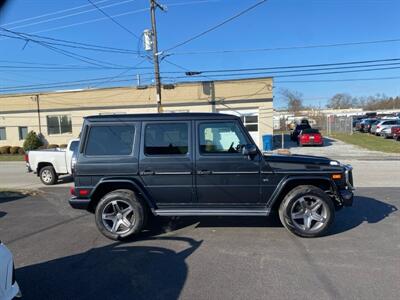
xmin=266 ymin=175 xmax=337 ymax=208
xmin=90 ymin=178 xmax=156 ymax=210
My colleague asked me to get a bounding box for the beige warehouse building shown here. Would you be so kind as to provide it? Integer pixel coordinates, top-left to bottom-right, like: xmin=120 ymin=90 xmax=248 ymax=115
xmin=0 ymin=77 xmax=273 ymax=148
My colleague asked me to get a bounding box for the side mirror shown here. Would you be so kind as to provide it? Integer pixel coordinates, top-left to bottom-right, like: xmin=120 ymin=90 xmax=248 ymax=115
xmin=242 ymin=144 xmax=258 ymax=157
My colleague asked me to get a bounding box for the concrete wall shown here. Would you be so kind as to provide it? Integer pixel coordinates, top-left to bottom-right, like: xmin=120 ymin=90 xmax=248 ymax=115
xmin=0 ymin=77 xmax=273 ymax=147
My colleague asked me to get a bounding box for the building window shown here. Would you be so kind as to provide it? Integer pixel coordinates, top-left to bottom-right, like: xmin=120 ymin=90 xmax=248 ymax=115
xmin=0 ymin=127 xmax=6 ymax=140
xmin=85 ymin=125 xmax=135 ymax=156
xmin=199 ymin=122 xmax=247 ymax=154
xmin=19 ymin=127 xmax=28 ymax=140
xmin=240 ymin=115 xmax=258 ymax=132
xmin=47 ymin=115 xmax=72 ymax=135
xmin=144 ymin=123 xmax=189 ymax=155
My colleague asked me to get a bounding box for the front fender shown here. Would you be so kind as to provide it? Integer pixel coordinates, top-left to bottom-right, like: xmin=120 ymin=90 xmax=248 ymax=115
xmin=266 ymin=175 xmax=337 ymax=208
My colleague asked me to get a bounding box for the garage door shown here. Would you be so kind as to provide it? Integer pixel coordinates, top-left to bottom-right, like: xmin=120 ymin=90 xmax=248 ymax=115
xmin=218 ymin=109 xmax=259 ymax=146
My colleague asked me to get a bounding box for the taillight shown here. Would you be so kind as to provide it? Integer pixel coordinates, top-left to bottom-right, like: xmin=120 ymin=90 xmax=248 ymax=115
xmin=78 ymin=189 xmax=90 ymax=197
xmin=314 ymin=134 xmax=322 ymax=142
xmin=301 ymin=135 xmax=309 ymax=142
xmin=377 ymin=125 xmax=381 ymax=129
xmin=24 ymin=154 xmax=29 ymax=162
xmin=70 ymin=187 xmax=76 ymax=196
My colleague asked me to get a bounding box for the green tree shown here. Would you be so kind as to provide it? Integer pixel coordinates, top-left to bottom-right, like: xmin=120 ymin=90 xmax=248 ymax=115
xmin=23 ymin=131 xmax=43 ymax=151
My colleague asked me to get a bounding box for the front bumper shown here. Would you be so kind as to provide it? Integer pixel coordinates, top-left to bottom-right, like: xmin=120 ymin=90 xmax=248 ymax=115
xmin=69 ymin=196 xmax=90 ymax=210
xmin=339 ymin=189 xmax=353 ymax=206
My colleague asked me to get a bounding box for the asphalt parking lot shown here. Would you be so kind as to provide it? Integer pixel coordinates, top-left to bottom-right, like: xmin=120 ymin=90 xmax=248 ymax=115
xmin=1 ymin=140 xmax=399 ymax=300
xmin=0 ymin=176 xmax=399 ymax=299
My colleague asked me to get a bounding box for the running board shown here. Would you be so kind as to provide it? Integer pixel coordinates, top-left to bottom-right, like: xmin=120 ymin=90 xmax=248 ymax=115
xmin=153 ymin=209 xmax=270 ymax=216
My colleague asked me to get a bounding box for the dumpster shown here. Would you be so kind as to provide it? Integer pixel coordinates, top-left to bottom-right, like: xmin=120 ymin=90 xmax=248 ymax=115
xmin=262 ymin=134 xmax=273 ymax=151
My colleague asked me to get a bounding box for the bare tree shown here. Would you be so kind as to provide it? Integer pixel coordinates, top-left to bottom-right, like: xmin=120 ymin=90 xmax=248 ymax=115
xmin=279 ymin=88 xmax=303 ymax=114
xmin=327 ymin=93 xmax=353 ymax=109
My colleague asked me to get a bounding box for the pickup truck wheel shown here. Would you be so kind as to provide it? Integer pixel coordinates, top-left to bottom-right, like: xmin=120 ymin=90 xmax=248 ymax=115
xmin=39 ymin=166 xmax=58 ymax=185
xmin=95 ymin=189 xmax=145 ymax=241
xmin=279 ymin=185 xmax=334 ymax=238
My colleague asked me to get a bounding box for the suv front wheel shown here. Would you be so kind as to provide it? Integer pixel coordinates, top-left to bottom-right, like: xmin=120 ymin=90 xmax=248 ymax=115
xmin=95 ymin=189 xmax=146 ymax=240
xmin=279 ymin=185 xmax=335 ymax=238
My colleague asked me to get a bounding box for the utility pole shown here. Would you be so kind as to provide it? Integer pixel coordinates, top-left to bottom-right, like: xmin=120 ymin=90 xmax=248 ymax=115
xmin=150 ymin=0 xmax=163 ymax=113
xmin=31 ymin=94 xmax=42 ymax=134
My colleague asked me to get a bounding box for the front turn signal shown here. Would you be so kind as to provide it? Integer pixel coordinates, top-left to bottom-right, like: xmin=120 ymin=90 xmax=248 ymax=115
xmin=332 ymin=174 xmax=342 ymax=180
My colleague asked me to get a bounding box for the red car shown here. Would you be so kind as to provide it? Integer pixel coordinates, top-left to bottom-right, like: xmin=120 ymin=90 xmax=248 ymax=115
xmin=392 ymin=126 xmax=400 ymax=141
xmin=297 ymin=128 xmax=323 ymax=146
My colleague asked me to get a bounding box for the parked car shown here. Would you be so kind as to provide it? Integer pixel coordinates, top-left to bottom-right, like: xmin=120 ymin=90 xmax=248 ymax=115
xmin=26 ymin=139 xmax=79 ymax=185
xmin=290 ymin=123 xmax=311 ymax=141
xmin=359 ymin=118 xmax=377 ymax=133
xmin=297 ymin=128 xmax=323 ymax=146
xmin=372 ymin=119 xmax=400 ymax=136
xmin=391 ymin=126 xmax=400 ymax=141
xmin=369 ymin=120 xmax=381 ymax=135
xmin=69 ymin=113 xmax=354 ymax=240
xmin=0 ymin=241 xmax=21 ymax=300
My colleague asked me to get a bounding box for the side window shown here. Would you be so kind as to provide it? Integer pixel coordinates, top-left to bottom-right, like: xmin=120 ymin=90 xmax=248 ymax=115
xmin=199 ymin=122 xmax=247 ymax=154
xmin=144 ymin=123 xmax=188 ymax=155
xmin=85 ymin=125 xmax=135 ymax=156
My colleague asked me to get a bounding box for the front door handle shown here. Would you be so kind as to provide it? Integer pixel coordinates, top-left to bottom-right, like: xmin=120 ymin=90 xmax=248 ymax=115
xmin=140 ymin=170 xmax=155 ymax=176
xmin=197 ymin=170 xmax=212 ymax=175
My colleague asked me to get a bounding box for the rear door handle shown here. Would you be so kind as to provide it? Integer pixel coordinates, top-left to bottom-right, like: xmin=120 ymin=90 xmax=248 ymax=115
xmin=140 ymin=170 xmax=155 ymax=176
xmin=197 ymin=170 xmax=212 ymax=175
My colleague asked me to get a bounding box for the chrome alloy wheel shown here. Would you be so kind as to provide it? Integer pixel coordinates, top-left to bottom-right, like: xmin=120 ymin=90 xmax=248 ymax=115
xmin=290 ymin=196 xmax=328 ymax=233
xmin=41 ymin=169 xmax=53 ymax=183
xmin=102 ymin=200 xmax=135 ymax=235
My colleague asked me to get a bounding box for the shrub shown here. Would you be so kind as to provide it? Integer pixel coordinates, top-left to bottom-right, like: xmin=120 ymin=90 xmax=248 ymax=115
xmin=0 ymin=146 xmax=11 ymax=154
xmin=9 ymin=146 xmax=21 ymax=154
xmin=18 ymin=148 xmax=25 ymax=155
xmin=23 ymin=131 xmax=43 ymax=151
xmin=47 ymin=144 xmax=59 ymax=149
xmin=60 ymin=144 xmax=68 ymax=148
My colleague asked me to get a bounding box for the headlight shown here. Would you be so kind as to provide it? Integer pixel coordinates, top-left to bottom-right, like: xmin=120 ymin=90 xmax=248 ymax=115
xmin=329 ymin=160 xmax=340 ymax=166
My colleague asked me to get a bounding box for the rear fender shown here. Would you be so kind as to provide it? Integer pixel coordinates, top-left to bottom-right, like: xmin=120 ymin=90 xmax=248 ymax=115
xmin=89 ymin=178 xmax=156 ymax=211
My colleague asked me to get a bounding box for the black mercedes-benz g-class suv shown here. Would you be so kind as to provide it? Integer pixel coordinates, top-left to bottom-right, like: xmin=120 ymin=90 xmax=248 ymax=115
xmin=69 ymin=113 xmax=353 ymax=240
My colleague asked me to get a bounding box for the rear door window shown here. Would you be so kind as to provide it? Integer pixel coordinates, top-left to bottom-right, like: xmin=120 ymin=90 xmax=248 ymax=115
xmin=144 ymin=123 xmax=189 ymax=155
xmin=85 ymin=125 xmax=135 ymax=156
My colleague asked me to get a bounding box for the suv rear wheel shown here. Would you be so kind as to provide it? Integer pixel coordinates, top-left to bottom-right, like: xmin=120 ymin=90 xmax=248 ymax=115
xmin=95 ymin=189 xmax=146 ymax=241
xmin=279 ymin=185 xmax=334 ymax=238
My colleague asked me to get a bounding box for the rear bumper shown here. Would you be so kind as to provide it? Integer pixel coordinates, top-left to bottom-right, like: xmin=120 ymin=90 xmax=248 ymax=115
xmin=69 ymin=196 xmax=90 ymax=210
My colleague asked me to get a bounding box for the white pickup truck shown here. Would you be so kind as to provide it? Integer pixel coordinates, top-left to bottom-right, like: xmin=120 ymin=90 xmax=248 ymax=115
xmin=25 ymin=139 xmax=79 ymax=185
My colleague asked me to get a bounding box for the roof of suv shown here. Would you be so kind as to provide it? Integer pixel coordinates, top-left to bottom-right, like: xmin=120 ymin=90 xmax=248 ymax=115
xmin=85 ymin=112 xmax=240 ymax=122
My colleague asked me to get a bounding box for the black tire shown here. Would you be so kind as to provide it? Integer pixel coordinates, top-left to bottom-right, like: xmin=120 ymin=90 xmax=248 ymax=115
xmin=39 ymin=166 xmax=58 ymax=185
xmin=95 ymin=189 xmax=146 ymax=241
xmin=278 ymin=185 xmax=335 ymax=238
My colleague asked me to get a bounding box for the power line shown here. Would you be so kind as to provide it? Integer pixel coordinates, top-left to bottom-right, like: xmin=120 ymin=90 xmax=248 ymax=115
xmin=0 ymin=0 xmax=112 ymax=26
xmin=5 ymin=0 xmax=137 ymax=31
xmin=159 ymin=57 xmax=400 ymax=74
xmin=1 ymin=28 xmax=133 ymax=68
xmin=169 ymin=38 xmax=400 ymax=55
xmin=164 ymin=0 xmax=268 ymax=52
xmin=0 ymin=30 xmax=139 ymax=55
xmin=87 ymin=0 xmax=141 ymax=40
xmin=161 ymin=65 xmax=400 ymax=80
